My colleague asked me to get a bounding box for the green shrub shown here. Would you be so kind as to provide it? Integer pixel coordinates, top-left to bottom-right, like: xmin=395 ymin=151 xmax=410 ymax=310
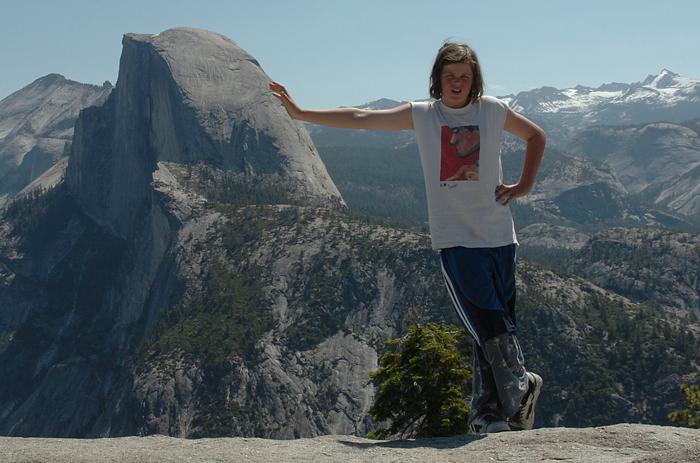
xmin=367 ymin=323 xmax=472 ymax=439
xmin=669 ymin=384 xmax=700 ymax=428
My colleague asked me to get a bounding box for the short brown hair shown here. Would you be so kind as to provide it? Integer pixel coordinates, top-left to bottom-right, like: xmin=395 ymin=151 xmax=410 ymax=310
xmin=429 ymin=42 xmax=484 ymax=104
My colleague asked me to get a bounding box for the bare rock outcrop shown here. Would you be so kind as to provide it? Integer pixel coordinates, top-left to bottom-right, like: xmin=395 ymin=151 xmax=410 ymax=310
xmin=0 ymin=424 xmax=698 ymax=463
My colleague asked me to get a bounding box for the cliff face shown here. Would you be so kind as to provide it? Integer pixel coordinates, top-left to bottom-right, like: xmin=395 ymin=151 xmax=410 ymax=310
xmin=128 ymin=197 xmax=445 ymax=438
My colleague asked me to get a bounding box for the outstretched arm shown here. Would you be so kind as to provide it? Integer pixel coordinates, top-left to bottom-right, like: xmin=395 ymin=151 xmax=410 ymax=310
xmin=269 ymin=82 xmax=413 ymax=131
xmin=494 ymin=109 xmax=546 ymax=205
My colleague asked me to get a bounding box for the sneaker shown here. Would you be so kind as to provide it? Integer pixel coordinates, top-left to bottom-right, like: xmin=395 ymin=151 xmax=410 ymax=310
xmin=468 ymin=412 xmax=511 ymax=434
xmin=508 ymin=372 xmax=543 ymax=431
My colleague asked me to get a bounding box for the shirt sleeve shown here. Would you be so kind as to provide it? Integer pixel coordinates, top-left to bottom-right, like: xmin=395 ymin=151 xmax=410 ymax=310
xmin=483 ymin=96 xmax=509 ymax=130
xmin=410 ymin=101 xmax=430 ymax=132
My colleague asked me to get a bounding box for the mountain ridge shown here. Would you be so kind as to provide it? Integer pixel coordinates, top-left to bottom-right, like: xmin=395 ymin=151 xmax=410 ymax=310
xmin=350 ymin=69 xmax=698 ymax=114
xmin=345 ymin=69 xmax=700 ymax=147
xmin=0 ymin=73 xmax=112 ymax=207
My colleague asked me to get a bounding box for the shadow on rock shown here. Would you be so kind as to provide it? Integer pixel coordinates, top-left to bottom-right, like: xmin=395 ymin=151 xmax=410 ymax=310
xmin=338 ymin=433 xmax=487 ymax=450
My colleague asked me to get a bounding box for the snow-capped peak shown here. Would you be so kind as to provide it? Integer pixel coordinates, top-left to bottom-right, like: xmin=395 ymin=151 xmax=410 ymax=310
xmin=643 ymin=69 xmax=681 ymax=89
xmin=493 ymin=69 xmax=700 ymax=146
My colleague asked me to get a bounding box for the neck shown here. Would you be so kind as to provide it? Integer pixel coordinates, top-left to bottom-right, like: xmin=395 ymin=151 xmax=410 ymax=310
xmin=441 ymin=95 xmax=470 ymax=109
xmin=441 ymin=99 xmax=470 ymax=109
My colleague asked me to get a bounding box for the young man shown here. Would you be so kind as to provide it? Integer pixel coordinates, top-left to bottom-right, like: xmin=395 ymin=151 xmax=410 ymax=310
xmin=270 ymin=41 xmax=546 ymax=434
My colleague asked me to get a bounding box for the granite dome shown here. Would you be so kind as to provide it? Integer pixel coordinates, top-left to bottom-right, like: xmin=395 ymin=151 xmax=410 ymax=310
xmin=67 ymin=27 xmax=343 ymax=237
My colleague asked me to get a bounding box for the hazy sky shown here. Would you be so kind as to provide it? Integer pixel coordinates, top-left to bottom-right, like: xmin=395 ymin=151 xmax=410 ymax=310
xmin=2 ymin=0 xmax=699 ymax=108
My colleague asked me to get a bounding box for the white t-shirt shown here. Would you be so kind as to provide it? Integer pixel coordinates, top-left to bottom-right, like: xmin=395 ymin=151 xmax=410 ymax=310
xmin=411 ymin=96 xmax=518 ymax=250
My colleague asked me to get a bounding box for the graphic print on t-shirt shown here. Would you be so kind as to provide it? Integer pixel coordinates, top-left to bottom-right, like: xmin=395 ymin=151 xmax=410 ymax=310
xmin=440 ymin=125 xmax=480 ymax=182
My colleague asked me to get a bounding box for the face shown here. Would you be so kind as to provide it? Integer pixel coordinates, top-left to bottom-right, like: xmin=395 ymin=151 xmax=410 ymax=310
xmin=440 ymin=62 xmax=474 ymax=108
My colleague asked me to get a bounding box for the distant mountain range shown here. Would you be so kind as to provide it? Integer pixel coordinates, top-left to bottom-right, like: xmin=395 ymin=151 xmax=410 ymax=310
xmin=504 ymin=69 xmax=700 ymax=145
xmin=3 ymin=69 xmax=698 ymax=209
xmin=309 ymin=69 xmax=700 ymax=224
xmin=323 ymin=69 xmax=700 ymax=147
xmin=506 ymin=69 xmax=698 ymax=119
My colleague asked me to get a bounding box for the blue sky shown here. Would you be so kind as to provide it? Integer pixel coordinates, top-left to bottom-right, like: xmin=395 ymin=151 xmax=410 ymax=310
xmin=2 ymin=0 xmax=699 ymax=108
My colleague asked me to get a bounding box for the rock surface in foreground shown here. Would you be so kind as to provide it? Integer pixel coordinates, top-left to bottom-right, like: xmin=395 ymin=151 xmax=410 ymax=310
xmin=1 ymin=424 xmax=699 ymax=463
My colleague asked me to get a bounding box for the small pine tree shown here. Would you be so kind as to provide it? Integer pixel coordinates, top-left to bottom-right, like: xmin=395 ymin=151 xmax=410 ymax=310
xmin=668 ymin=383 xmax=700 ymax=428
xmin=367 ymin=322 xmax=472 ymax=439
